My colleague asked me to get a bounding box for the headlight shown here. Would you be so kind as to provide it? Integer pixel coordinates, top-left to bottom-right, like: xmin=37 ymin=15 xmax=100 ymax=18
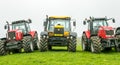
xmin=13 ymin=37 xmax=16 ymax=39
xmin=43 ymin=35 xmax=46 ymax=38
xmin=70 ymin=36 xmax=73 ymax=39
xmin=64 ymin=32 xmax=69 ymax=37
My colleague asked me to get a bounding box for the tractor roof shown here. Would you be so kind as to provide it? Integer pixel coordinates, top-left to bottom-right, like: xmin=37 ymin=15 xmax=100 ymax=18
xmin=49 ymin=16 xmax=71 ymax=19
xmin=89 ymin=17 xmax=107 ymax=21
xmin=93 ymin=18 xmax=107 ymax=20
xmin=12 ymin=20 xmax=30 ymax=24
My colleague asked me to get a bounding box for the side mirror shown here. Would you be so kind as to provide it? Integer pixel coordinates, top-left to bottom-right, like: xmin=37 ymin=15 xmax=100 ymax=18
xmin=112 ymin=19 xmax=115 ymax=23
xmin=83 ymin=21 xmax=86 ymax=25
xmin=4 ymin=25 xmax=7 ymax=29
xmin=44 ymin=21 xmax=47 ymax=26
xmin=28 ymin=19 xmax=32 ymax=23
xmin=73 ymin=21 xmax=76 ymax=26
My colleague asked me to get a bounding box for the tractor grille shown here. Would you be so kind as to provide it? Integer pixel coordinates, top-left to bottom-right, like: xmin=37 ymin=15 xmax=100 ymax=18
xmin=54 ymin=28 xmax=64 ymax=34
xmin=8 ymin=32 xmax=16 ymax=40
xmin=106 ymin=30 xmax=114 ymax=35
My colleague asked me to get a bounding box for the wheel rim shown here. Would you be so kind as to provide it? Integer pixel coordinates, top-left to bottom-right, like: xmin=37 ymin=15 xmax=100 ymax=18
xmin=91 ymin=43 xmax=94 ymax=52
xmin=30 ymin=42 xmax=34 ymax=51
xmin=37 ymin=40 xmax=40 ymax=49
xmin=82 ymin=41 xmax=85 ymax=51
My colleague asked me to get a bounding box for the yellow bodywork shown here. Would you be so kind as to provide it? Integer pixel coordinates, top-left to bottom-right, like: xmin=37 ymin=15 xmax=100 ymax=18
xmin=48 ymin=25 xmax=69 ymax=37
xmin=49 ymin=16 xmax=70 ymax=19
xmin=54 ymin=25 xmax=64 ymax=28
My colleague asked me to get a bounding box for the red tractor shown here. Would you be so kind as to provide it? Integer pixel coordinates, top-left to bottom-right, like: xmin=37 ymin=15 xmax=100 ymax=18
xmin=81 ymin=17 xmax=120 ymax=53
xmin=0 ymin=19 xmax=38 ymax=55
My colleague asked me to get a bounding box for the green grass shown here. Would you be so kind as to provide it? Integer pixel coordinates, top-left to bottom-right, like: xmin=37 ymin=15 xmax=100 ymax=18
xmin=0 ymin=38 xmax=120 ymax=65
xmin=0 ymin=45 xmax=120 ymax=65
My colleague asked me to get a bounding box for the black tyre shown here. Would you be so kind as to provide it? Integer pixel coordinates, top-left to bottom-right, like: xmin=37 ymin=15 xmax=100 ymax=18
xmin=115 ymin=35 xmax=120 ymax=52
xmin=68 ymin=37 xmax=76 ymax=52
xmin=39 ymin=37 xmax=48 ymax=52
xmin=90 ymin=36 xmax=102 ymax=53
xmin=81 ymin=33 xmax=88 ymax=51
xmin=22 ymin=36 xmax=34 ymax=53
xmin=0 ymin=40 xmax=6 ymax=55
xmin=33 ymin=33 xmax=39 ymax=50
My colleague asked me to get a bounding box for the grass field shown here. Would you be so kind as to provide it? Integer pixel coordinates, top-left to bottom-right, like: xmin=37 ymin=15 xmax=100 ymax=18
xmin=0 ymin=39 xmax=120 ymax=65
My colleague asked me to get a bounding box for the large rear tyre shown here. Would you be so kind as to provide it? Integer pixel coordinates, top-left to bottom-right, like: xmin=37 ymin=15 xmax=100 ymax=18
xmin=81 ymin=33 xmax=88 ymax=51
xmin=0 ymin=40 xmax=6 ymax=55
xmin=68 ymin=37 xmax=76 ymax=52
xmin=115 ymin=35 xmax=120 ymax=52
xmin=90 ymin=36 xmax=102 ymax=53
xmin=22 ymin=36 xmax=34 ymax=53
xmin=39 ymin=37 xmax=48 ymax=52
xmin=33 ymin=33 xmax=39 ymax=50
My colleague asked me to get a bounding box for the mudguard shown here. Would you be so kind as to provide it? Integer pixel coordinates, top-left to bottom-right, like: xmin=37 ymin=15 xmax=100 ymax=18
xmin=84 ymin=30 xmax=90 ymax=39
xmin=70 ymin=32 xmax=77 ymax=37
xmin=40 ymin=31 xmax=48 ymax=36
xmin=29 ymin=31 xmax=36 ymax=38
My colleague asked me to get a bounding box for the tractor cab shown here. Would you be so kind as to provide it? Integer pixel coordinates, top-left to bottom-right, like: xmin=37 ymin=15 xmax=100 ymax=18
xmin=45 ymin=16 xmax=73 ymax=37
xmin=11 ymin=20 xmax=31 ymax=34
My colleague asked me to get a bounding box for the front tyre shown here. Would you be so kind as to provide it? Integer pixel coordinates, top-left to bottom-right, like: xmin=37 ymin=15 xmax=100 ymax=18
xmin=81 ymin=33 xmax=88 ymax=51
xmin=33 ymin=33 xmax=39 ymax=50
xmin=39 ymin=36 xmax=48 ymax=52
xmin=68 ymin=37 xmax=76 ymax=52
xmin=90 ymin=36 xmax=102 ymax=53
xmin=0 ymin=40 xmax=6 ymax=55
xmin=22 ymin=36 xmax=34 ymax=53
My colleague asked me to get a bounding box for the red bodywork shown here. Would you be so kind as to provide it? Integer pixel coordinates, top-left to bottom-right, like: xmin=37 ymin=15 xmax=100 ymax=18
xmin=29 ymin=31 xmax=36 ymax=38
xmin=7 ymin=30 xmax=23 ymax=41
xmin=84 ymin=26 xmax=114 ymax=39
xmin=7 ymin=30 xmax=36 ymax=41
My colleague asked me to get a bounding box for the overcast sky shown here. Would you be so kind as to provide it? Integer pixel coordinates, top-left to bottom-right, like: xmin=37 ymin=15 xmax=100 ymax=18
xmin=0 ymin=0 xmax=120 ymax=37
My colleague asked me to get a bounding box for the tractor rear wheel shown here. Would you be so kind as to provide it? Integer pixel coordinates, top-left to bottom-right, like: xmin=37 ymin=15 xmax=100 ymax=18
xmin=0 ymin=40 xmax=6 ymax=55
xmin=115 ymin=35 xmax=120 ymax=52
xmin=68 ymin=37 xmax=76 ymax=52
xmin=33 ymin=33 xmax=39 ymax=50
xmin=39 ymin=37 xmax=48 ymax=52
xmin=81 ymin=33 xmax=88 ymax=51
xmin=90 ymin=36 xmax=102 ymax=53
xmin=22 ymin=36 xmax=34 ymax=53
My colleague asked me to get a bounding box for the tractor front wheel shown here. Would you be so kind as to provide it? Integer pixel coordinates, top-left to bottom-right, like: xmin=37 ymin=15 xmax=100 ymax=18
xmin=90 ymin=36 xmax=102 ymax=53
xmin=0 ymin=40 xmax=6 ymax=55
xmin=33 ymin=33 xmax=39 ymax=50
xmin=81 ymin=33 xmax=88 ymax=51
xmin=39 ymin=36 xmax=48 ymax=52
xmin=22 ymin=36 xmax=34 ymax=53
xmin=68 ymin=37 xmax=76 ymax=52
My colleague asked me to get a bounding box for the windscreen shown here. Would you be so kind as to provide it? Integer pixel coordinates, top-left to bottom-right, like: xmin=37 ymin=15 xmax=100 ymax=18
xmin=48 ymin=19 xmax=70 ymax=31
xmin=12 ymin=23 xmax=27 ymax=33
xmin=93 ymin=20 xmax=108 ymax=28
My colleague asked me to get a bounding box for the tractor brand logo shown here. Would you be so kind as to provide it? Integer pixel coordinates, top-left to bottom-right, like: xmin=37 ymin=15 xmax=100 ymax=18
xmin=57 ymin=29 xmax=60 ymax=31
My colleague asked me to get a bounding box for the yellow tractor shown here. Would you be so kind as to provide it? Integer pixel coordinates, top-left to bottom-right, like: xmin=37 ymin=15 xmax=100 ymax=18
xmin=38 ymin=15 xmax=77 ymax=52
